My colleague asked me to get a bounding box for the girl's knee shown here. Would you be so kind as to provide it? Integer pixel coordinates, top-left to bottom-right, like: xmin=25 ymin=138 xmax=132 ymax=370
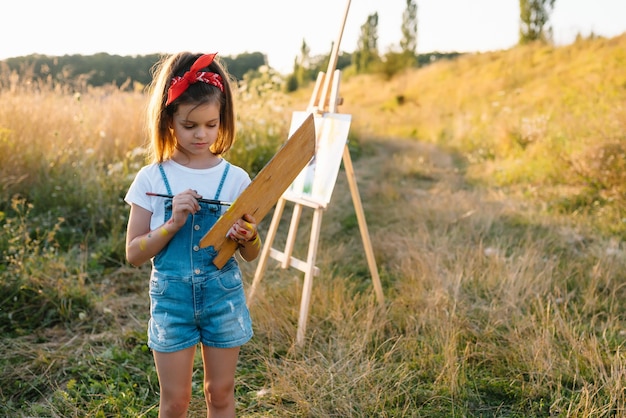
xmin=204 ymin=380 xmax=235 ymax=409
xmin=160 ymin=390 xmax=191 ymax=417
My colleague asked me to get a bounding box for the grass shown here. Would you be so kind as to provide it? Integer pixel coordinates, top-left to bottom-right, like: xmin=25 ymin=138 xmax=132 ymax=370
xmin=2 ymin=33 xmax=626 ymax=416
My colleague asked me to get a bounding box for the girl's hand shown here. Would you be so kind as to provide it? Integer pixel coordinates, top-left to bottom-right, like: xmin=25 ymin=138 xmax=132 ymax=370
xmin=227 ymin=213 xmax=258 ymax=244
xmin=169 ymin=189 xmax=201 ymax=228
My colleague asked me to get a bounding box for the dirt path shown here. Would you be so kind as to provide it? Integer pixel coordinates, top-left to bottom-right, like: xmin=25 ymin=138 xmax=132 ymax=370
xmin=312 ymin=133 xmax=557 ymax=292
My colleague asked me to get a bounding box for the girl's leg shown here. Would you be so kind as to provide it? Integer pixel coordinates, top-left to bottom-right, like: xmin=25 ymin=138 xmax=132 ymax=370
xmin=153 ymin=346 xmax=196 ymax=418
xmin=201 ymin=345 xmax=240 ymax=418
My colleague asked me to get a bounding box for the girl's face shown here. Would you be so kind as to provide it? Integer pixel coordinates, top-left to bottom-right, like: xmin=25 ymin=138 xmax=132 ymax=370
xmin=172 ymin=102 xmax=220 ymax=161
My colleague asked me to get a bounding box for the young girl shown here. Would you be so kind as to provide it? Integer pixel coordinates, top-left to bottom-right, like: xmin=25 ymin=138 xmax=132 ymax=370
xmin=124 ymin=52 xmax=260 ymax=418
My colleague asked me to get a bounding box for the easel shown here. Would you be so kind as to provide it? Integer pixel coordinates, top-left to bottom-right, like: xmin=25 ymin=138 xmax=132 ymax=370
xmin=248 ymin=0 xmax=384 ymax=346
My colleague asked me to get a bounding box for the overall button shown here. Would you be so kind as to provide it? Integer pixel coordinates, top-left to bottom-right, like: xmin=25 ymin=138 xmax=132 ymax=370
xmin=194 ymin=268 xmax=201 ymax=275
xmin=194 ymin=224 xmax=200 ymax=231
xmin=193 ymin=245 xmax=200 ymax=251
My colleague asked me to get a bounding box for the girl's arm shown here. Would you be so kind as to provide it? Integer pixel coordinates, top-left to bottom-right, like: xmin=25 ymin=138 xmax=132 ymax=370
xmin=125 ymin=204 xmax=179 ymax=266
xmin=237 ymin=230 xmax=262 ymax=262
xmin=125 ymin=189 xmax=200 ymax=266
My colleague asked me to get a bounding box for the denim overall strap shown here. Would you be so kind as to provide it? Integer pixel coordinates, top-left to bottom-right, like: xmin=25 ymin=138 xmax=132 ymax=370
xmin=158 ymin=164 xmax=173 ymax=195
xmin=213 ymin=162 xmax=230 ymax=200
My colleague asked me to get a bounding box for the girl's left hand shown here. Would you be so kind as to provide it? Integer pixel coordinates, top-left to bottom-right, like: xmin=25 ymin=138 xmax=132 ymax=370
xmin=227 ymin=213 xmax=258 ymax=244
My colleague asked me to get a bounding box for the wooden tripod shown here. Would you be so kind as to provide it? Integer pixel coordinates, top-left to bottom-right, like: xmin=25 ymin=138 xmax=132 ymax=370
xmin=247 ymin=0 xmax=384 ymax=346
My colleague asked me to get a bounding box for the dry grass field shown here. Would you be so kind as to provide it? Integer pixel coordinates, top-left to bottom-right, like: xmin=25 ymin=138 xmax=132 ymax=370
xmin=1 ymin=33 xmax=626 ymax=417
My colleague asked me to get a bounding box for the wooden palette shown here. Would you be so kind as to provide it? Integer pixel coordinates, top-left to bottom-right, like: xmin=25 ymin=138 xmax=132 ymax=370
xmin=200 ymin=113 xmax=316 ymax=268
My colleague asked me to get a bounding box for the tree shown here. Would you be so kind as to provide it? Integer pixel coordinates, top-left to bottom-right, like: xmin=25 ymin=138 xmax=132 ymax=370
xmin=519 ymin=0 xmax=556 ymax=44
xmin=379 ymin=0 xmax=418 ymax=80
xmin=353 ymin=12 xmax=379 ymax=73
xmin=295 ymin=39 xmax=311 ymax=86
xmin=400 ymin=0 xmax=418 ymax=65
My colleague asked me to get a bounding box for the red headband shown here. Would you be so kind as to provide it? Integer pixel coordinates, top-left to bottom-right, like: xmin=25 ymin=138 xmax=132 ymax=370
xmin=166 ymin=53 xmax=225 ymax=105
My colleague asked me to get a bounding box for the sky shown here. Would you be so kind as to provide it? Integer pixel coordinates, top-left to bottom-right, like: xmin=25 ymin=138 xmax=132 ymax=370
xmin=1 ymin=0 xmax=625 ymax=74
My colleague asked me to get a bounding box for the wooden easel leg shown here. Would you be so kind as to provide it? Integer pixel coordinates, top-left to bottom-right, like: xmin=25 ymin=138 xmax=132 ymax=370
xmin=296 ymin=207 xmax=324 ymax=346
xmin=248 ymin=197 xmax=287 ymax=304
xmin=281 ymin=203 xmax=303 ymax=268
xmin=342 ymin=144 xmax=385 ymax=307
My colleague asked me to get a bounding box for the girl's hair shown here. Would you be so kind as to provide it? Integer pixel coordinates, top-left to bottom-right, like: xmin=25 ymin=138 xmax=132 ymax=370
xmin=145 ymin=52 xmax=236 ymax=163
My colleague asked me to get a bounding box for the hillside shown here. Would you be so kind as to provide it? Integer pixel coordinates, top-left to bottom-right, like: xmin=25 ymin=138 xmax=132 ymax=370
xmin=337 ymin=33 xmax=626 ymax=240
xmin=342 ymin=33 xmax=626 ymax=144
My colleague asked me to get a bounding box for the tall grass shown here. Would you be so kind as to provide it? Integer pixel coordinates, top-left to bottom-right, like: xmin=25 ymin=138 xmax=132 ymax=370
xmin=0 ymin=80 xmax=289 ymax=414
xmin=2 ymin=34 xmax=626 ymax=417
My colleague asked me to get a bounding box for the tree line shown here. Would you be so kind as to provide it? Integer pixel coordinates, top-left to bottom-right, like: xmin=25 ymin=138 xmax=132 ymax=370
xmin=0 ymin=0 xmax=556 ymax=91
xmin=0 ymin=52 xmax=267 ymax=91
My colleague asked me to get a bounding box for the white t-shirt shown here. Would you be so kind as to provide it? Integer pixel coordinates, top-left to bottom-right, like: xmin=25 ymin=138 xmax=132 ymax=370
xmin=124 ymin=159 xmax=250 ymax=231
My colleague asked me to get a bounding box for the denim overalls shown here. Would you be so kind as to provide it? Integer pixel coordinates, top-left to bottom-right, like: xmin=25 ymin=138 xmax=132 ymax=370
xmin=147 ymin=162 xmax=253 ymax=352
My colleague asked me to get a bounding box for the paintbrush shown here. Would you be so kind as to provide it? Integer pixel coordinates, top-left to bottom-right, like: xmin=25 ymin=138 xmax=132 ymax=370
xmin=146 ymin=192 xmax=232 ymax=206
